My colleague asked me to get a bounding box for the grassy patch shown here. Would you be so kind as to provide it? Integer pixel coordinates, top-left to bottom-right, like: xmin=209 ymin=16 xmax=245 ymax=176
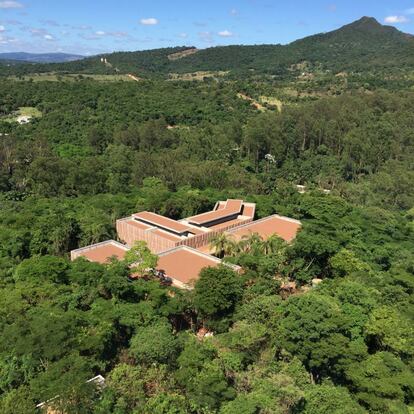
xmin=18 ymin=107 xmax=42 ymax=118
xmin=168 ymin=71 xmax=228 ymax=81
xmin=2 ymin=106 xmax=42 ymax=123
xmin=259 ymin=96 xmax=283 ymax=112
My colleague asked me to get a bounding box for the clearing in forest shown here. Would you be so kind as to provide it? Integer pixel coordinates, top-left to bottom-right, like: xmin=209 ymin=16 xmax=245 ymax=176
xmin=167 ymin=48 xmax=199 ymax=60
xmin=2 ymin=106 xmax=42 ymax=123
xmin=237 ymin=93 xmax=266 ymax=111
xmin=168 ymin=71 xmax=228 ymax=81
xmin=259 ymin=96 xmax=283 ymax=112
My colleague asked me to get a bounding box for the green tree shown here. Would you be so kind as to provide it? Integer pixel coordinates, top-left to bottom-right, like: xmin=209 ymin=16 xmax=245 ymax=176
xmin=210 ymin=233 xmax=238 ymax=258
xmin=303 ymin=383 xmax=366 ymax=414
xmin=124 ymin=240 xmax=158 ymax=277
xmin=345 ymin=352 xmax=414 ymax=413
xmin=13 ymin=255 xmax=69 ymax=284
xmin=365 ymin=306 xmax=414 ymax=357
xmin=193 ymin=266 xmax=243 ymax=330
xmin=129 ymin=319 xmax=178 ymax=365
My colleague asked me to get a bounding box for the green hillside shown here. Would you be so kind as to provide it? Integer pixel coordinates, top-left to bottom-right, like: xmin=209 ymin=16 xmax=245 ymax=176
xmin=1 ymin=17 xmax=413 ymax=78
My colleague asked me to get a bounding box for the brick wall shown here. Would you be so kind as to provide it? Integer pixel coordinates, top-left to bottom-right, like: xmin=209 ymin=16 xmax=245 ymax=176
xmin=116 ymin=218 xmax=177 ymax=254
xmin=179 ymin=218 xmax=253 ymax=249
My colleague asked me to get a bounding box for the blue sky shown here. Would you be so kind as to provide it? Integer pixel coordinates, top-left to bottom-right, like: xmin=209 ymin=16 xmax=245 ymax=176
xmin=1 ymin=0 xmax=414 ymax=55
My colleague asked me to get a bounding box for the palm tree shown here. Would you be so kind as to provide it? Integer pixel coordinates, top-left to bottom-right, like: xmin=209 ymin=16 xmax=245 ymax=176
xmin=210 ymin=233 xmax=237 ymax=258
xmin=239 ymin=232 xmax=263 ymax=253
xmin=261 ymin=234 xmax=284 ymax=255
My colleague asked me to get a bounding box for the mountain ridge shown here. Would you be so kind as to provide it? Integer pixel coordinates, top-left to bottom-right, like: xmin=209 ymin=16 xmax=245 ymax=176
xmin=0 ymin=52 xmax=84 ymax=63
xmin=1 ymin=17 xmax=413 ymax=77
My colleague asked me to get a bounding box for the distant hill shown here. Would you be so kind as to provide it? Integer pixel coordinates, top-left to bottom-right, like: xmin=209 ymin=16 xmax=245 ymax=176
xmin=0 ymin=52 xmax=84 ymax=63
xmin=0 ymin=17 xmax=413 ymax=77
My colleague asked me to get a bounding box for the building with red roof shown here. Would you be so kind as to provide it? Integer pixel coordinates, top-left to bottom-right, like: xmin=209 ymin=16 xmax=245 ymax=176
xmin=70 ymin=199 xmax=301 ymax=289
xmin=116 ymin=199 xmax=256 ymax=253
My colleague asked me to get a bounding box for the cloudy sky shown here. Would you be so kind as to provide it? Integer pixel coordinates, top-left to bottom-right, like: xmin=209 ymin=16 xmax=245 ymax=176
xmin=1 ymin=0 xmax=414 ymax=55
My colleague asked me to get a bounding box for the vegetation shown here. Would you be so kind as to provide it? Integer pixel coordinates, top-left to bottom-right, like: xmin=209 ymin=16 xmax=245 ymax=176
xmin=1 ymin=17 xmax=413 ymax=80
xmin=0 ymin=15 xmax=413 ymax=414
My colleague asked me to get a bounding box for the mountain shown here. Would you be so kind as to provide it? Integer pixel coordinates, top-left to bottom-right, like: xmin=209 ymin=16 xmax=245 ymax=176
xmin=0 ymin=17 xmax=413 ymax=77
xmin=0 ymin=52 xmax=84 ymax=63
xmin=166 ymin=17 xmax=414 ymax=74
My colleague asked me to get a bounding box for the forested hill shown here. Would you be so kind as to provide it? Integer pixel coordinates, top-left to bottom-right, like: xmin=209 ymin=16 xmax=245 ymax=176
xmin=0 ymin=52 xmax=84 ymax=63
xmin=1 ymin=17 xmax=413 ymax=78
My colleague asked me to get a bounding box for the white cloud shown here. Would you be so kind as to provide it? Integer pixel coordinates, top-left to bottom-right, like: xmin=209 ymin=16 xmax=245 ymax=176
xmin=44 ymin=34 xmax=54 ymax=40
xmin=140 ymin=18 xmax=158 ymax=25
xmin=218 ymin=29 xmax=233 ymax=37
xmin=0 ymin=33 xmax=17 ymax=44
xmin=178 ymin=32 xmax=188 ymax=38
xmin=81 ymin=30 xmax=129 ymax=40
xmin=198 ymin=31 xmax=214 ymax=44
xmin=384 ymin=15 xmax=409 ymax=24
xmin=0 ymin=1 xmax=23 ymax=8
xmin=0 ymin=25 xmax=5 ymax=32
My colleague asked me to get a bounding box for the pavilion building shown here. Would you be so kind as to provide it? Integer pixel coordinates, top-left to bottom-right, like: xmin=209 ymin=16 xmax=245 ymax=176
xmin=70 ymin=199 xmax=301 ymax=288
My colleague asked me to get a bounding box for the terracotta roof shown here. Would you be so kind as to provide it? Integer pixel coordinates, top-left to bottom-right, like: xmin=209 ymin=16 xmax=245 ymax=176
xmin=225 ymin=199 xmax=243 ymax=211
xmin=187 ymin=199 xmax=243 ymax=226
xmin=216 ymin=202 xmax=226 ymax=211
xmin=151 ymin=228 xmax=183 ymax=241
xmin=125 ymin=219 xmax=153 ymax=230
xmin=73 ymin=241 xmax=130 ymax=264
xmin=227 ymin=215 xmax=302 ymax=243
xmin=242 ymin=204 xmax=256 ymax=218
xmin=133 ymin=211 xmax=191 ymax=234
xmin=208 ymin=217 xmax=248 ymax=230
xmin=157 ymin=247 xmax=225 ymax=285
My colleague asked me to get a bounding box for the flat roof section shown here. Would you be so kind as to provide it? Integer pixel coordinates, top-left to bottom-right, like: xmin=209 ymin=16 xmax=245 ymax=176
xmin=208 ymin=217 xmax=248 ymax=231
xmin=133 ymin=211 xmax=191 ymax=235
xmin=157 ymin=247 xmax=226 ymax=286
xmin=225 ymin=199 xmax=243 ymax=211
xmin=241 ymin=203 xmax=256 ymax=219
xmin=72 ymin=241 xmax=130 ymax=264
xmin=151 ymin=228 xmax=183 ymax=242
xmin=227 ymin=215 xmax=302 ymax=243
xmin=125 ymin=218 xmax=153 ymax=231
xmin=187 ymin=199 xmax=244 ymax=226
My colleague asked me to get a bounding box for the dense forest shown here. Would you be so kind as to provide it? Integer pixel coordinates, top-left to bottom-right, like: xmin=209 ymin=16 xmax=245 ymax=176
xmin=0 ymin=15 xmax=413 ymax=414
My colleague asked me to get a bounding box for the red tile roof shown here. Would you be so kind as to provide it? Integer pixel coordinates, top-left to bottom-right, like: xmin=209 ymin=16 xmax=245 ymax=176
xmin=125 ymin=219 xmax=153 ymax=230
xmin=73 ymin=241 xmax=130 ymax=264
xmin=151 ymin=228 xmax=183 ymax=241
xmin=157 ymin=247 xmax=226 ymax=285
xmin=242 ymin=204 xmax=256 ymax=218
xmin=227 ymin=215 xmax=301 ymax=243
xmin=187 ymin=199 xmax=243 ymax=226
xmin=208 ymin=217 xmax=249 ymax=230
xmin=133 ymin=211 xmax=191 ymax=234
xmin=224 ymin=199 xmax=243 ymax=211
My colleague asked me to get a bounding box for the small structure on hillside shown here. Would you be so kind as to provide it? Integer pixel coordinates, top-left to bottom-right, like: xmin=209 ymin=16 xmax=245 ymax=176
xmin=17 ymin=115 xmax=31 ymax=124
